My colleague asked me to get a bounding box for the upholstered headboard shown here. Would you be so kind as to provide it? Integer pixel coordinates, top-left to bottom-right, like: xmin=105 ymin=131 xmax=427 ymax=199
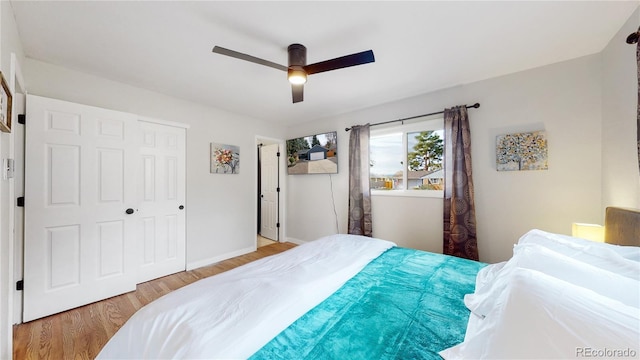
xmin=604 ymin=207 xmax=640 ymax=246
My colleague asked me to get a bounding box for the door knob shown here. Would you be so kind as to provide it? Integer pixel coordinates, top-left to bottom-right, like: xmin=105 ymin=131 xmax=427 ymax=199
xmin=125 ymin=208 xmax=135 ymax=215
xmin=179 ymin=205 xmax=184 ymax=210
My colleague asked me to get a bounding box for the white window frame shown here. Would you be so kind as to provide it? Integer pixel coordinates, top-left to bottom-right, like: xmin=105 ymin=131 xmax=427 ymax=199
xmin=370 ymin=116 xmax=444 ymax=198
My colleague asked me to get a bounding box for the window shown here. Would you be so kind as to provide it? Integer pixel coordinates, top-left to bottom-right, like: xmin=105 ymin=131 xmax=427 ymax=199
xmin=369 ymin=118 xmax=444 ymax=197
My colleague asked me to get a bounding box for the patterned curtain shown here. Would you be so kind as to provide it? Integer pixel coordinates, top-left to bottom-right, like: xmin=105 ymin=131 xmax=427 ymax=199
xmin=348 ymin=124 xmax=372 ymax=236
xmin=443 ymin=106 xmax=478 ymax=260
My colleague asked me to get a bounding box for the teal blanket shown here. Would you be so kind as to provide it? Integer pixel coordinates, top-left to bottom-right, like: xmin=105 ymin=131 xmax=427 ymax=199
xmin=250 ymin=247 xmax=485 ymax=359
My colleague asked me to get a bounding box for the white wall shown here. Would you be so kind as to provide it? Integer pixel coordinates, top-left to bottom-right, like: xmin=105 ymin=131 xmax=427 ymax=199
xmin=23 ymin=59 xmax=287 ymax=269
xmin=286 ymin=54 xmax=604 ymax=264
xmin=602 ymin=7 xmax=640 ymax=210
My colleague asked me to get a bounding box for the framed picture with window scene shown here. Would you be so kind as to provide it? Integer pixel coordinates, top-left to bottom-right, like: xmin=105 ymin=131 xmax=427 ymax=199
xmin=0 ymin=72 xmax=12 ymax=133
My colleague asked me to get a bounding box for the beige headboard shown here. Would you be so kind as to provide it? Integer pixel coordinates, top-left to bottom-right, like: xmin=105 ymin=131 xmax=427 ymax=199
xmin=604 ymin=207 xmax=640 ymax=246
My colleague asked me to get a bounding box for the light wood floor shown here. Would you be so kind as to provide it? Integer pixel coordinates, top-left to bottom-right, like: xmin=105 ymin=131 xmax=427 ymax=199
xmin=257 ymin=234 xmax=277 ymax=247
xmin=13 ymin=242 xmax=296 ymax=360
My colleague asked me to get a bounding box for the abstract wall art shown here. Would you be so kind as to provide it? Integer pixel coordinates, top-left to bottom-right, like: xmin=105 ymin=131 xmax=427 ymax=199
xmin=211 ymin=143 xmax=240 ymax=174
xmin=496 ymin=131 xmax=548 ymax=171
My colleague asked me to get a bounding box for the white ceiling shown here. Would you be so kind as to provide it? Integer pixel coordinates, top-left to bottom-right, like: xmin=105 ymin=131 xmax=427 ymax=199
xmin=9 ymin=1 xmax=639 ymax=126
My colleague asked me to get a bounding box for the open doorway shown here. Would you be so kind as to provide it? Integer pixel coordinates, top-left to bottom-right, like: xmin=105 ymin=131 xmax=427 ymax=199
xmin=256 ymin=136 xmax=286 ymax=248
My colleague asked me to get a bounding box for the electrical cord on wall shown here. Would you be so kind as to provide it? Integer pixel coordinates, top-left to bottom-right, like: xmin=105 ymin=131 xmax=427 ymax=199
xmin=329 ymin=174 xmax=339 ymax=234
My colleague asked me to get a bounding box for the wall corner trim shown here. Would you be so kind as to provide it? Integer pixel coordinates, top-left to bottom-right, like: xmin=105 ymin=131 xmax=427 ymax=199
xmin=285 ymin=237 xmax=308 ymax=245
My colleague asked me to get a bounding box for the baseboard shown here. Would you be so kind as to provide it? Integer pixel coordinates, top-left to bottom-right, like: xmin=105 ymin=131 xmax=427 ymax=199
xmin=284 ymin=237 xmax=308 ymax=245
xmin=186 ymin=245 xmax=256 ymax=271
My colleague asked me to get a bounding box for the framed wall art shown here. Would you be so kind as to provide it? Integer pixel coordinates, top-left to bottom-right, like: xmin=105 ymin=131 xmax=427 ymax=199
xmin=496 ymin=131 xmax=548 ymax=171
xmin=210 ymin=143 xmax=240 ymax=174
xmin=0 ymin=72 xmax=12 ymax=133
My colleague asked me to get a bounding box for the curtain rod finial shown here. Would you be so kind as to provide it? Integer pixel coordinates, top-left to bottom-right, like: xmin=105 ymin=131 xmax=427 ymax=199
xmin=471 ymin=103 xmax=480 ymax=109
xmin=345 ymin=127 xmax=351 ymax=132
xmin=627 ymin=31 xmax=639 ymax=44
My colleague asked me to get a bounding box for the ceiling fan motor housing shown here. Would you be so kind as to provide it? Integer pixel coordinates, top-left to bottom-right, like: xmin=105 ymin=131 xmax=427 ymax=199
xmin=288 ymin=43 xmax=307 ymax=70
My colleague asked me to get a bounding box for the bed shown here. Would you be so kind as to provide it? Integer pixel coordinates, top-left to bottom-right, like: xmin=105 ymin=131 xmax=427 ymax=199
xmin=97 ymin=207 xmax=640 ymax=359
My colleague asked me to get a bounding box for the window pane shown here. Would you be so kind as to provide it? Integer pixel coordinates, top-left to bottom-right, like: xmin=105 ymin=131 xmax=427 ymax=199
xmin=407 ymin=130 xmax=444 ymax=190
xmin=370 ymin=133 xmax=403 ymax=190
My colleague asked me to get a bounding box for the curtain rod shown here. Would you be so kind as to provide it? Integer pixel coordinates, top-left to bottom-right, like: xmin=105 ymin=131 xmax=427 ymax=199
xmin=344 ymin=103 xmax=480 ymax=132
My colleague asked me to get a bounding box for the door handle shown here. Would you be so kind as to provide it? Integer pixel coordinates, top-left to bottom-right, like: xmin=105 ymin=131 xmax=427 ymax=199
xmin=125 ymin=208 xmax=135 ymax=215
xmin=179 ymin=205 xmax=184 ymax=210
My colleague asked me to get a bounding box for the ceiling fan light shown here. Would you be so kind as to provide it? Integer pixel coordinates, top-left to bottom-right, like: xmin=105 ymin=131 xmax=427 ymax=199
xmin=288 ymin=68 xmax=307 ymax=85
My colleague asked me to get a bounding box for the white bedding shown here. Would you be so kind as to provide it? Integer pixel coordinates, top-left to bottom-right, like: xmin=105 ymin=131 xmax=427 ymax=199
xmin=97 ymin=234 xmax=395 ymax=359
xmin=442 ymin=268 xmax=640 ymax=359
xmin=465 ymin=243 xmax=640 ymax=317
xmin=441 ymin=229 xmax=640 ymax=359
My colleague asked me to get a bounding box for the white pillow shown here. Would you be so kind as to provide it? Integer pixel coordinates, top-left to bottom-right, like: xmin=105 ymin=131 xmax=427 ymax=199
xmin=465 ymin=244 xmax=640 ymax=319
xmin=516 ymin=230 xmax=640 ymax=280
xmin=441 ymin=268 xmax=640 ymax=360
xmin=476 ymin=230 xmax=640 ymax=295
xmin=518 ymin=229 xmax=640 ymax=262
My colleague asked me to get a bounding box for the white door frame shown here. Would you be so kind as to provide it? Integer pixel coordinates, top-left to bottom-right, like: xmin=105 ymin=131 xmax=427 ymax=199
xmin=10 ymin=53 xmax=26 ymax=325
xmin=255 ymin=136 xmax=286 ymax=246
xmin=0 ymin=53 xmax=25 ymax=360
xmin=259 ymin=143 xmax=279 ymax=241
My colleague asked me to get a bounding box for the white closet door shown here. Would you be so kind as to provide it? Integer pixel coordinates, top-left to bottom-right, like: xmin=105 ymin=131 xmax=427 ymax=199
xmin=137 ymin=121 xmax=186 ymax=284
xmin=260 ymin=144 xmax=279 ymax=241
xmin=23 ymin=95 xmax=137 ymax=322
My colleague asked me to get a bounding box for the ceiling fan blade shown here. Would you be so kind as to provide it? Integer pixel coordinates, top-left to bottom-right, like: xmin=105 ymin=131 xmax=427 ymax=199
xmin=292 ymin=84 xmax=304 ymax=103
xmin=303 ymin=50 xmax=374 ymax=75
xmin=212 ymin=46 xmax=288 ymax=72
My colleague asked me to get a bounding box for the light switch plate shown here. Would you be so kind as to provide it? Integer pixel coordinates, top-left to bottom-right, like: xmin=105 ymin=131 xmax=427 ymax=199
xmin=4 ymin=158 xmax=14 ymax=179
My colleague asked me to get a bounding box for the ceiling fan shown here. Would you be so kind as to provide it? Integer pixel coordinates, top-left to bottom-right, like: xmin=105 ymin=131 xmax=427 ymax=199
xmin=212 ymin=44 xmax=375 ymax=103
